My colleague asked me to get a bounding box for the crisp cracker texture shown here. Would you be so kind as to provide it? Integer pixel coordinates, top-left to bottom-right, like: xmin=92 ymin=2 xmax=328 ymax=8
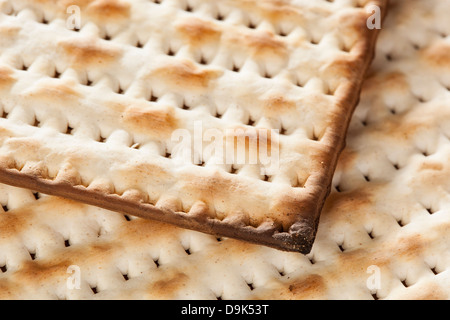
xmin=0 ymin=0 xmax=386 ymax=252
xmin=0 ymin=0 xmax=447 ymax=300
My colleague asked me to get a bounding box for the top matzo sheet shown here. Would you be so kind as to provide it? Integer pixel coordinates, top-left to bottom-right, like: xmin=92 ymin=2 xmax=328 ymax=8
xmin=0 ymin=0 xmax=386 ymax=252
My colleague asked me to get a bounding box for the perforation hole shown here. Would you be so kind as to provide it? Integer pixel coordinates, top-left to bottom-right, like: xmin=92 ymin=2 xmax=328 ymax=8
xmin=53 ymin=69 xmax=61 ymax=79
xmin=122 ymin=273 xmax=129 ymax=281
xmin=124 ymin=215 xmax=131 ymax=221
xmin=430 ymin=266 xmax=440 ymax=275
xmin=184 ymin=2 xmax=193 ymax=12
xmin=277 ymin=28 xmax=289 ymax=37
xmin=1 ymin=110 xmax=8 ymax=119
xmin=229 ymin=165 xmax=238 ymax=174
xmin=0 ymin=265 xmax=7 ymax=273
xmin=166 ymin=47 xmax=177 ymax=56
xmin=310 ymin=37 xmax=320 ymax=45
xmin=2 ymin=204 xmax=8 ymax=212
xmin=152 ymin=0 xmax=162 ymax=4
xmin=400 ymin=278 xmax=409 ymax=288
xmin=181 ymin=100 xmax=190 ymax=110
xmin=116 ymin=86 xmax=124 ymax=95
xmin=421 ymin=150 xmax=430 ymax=157
xmin=425 ymin=206 xmax=436 ymax=215
xmin=153 ymin=258 xmax=160 ymax=268
xmin=65 ymin=126 xmax=73 ymax=135
xmin=149 ymin=92 xmax=159 ymax=102
xmin=231 ymin=64 xmax=240 ymax=73
xmin=263 ymin=71 xmax=273 ymax=79
xmin=64 ymin=239 xmax=70 ymax=247
xmin=246 ymin=281 xmax=254 ymax=291
xmin=197 ymin=54 xmax=208 ymax=65
xmin=371 ymin=292 xmax=380 ymax=300
xmin=184 ymin=247 xmax=192 ymax=255
xmin=216 ymin=12 xmax=225 ymax=21
xmin=247 ymin=20 xmax=258 ymax=29
xmin=135 ymin=40 xmax=143 ymax=48
xmin=196 ymin=160 xmax=205 ymax=167
xmin=293 ymin=176 xmax=308 ymax=188
xmin=338 ymin=243 xmax=345 ymax=252
xmin=91 ymin=286 xmax=98 ymax=294
xmin=130 ymin=142 xmax=140 ymax=150
xmin=29 ymin=251 xmax=36 ymax=260
xmin=396 ymin=218 xmax=406 ymax=227
xmin=367 ymin=229 xmax=375 ymax=239
xmin=310 ymin=132 xmax=320 ymax=142
xmin=33 ymin=117 xmax=41 ymax=128
xmin=364 ymin=174 xmax=371 ymax=182
xmin=32 ymin=192 xmax=40 ymax=200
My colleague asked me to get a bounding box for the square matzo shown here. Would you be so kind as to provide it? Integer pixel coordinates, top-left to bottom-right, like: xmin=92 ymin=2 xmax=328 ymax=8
xmin=0 ymin=0 xmax=386 ymax=252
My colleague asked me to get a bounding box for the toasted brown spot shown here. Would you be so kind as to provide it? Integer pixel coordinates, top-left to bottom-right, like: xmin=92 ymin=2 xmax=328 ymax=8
xmin=176 ymin=17 xmax=222 ymax=46
xmin=59 ymin=0 xmax=94 ymax=9
xmin=0 ymin=128 xmax=13 ymax=145
xmin=25 ymin=80 xmax=81 ymax=102
xmin=227 ymin=31 xmax=287 ymax=59
xmin=0 ymin=211 xmax=30 ymax=240
xmin=12 ymin=242 xmax=116 ymax=285
xmin=322 ymin=187 xmax=375 ymax=222
xmin=232 ymin=0 xmax=306 ymax=24
xmin=419 ymin=161 xmax=443 ymax=171
xmin=335 ymin=9 xmax=370 ymax=45
xmin=335 ymin=148 xmax=358 ymax=172
xmin=86 ymin=0 xmax=130 ymax=21
xmin=362 ymin=72 xmax=410 ymax=94
xmin=269 ymin=191 xmax=312 ymax=229
xmin=398 ymin=283 xmax=448 ymax=300
xmin=0 ymin=279 xmax=21 ymax=299
xmin=146 ymin=271 xmax=189 ymax=299
xmin=0 ymin=66 xmax=16 ymax=89
xmin=421 ymin=42 xmax=450 ymax=69
xmin=60 ymin=39 xmax=122 ymax=68
xmin=4 ymin=138 xmax=50 ymax=163
xmin=150 ymin=60 xmax=222 ymax=91
xmin=115 ymin=163 xmax=174 ymax=193
xmin=0 ymin=25 xmax=20 ymax=46
xmin=262 ymin=96 xmax=296 ymax=116
xmin=118 ymin=218 xmax=181 ymax=246
xmin=287 ymin=274 xmax=327 ymax=299
xmin=322 ymin=55 xmax=362 ymax=84
xmin=121 ymin=105 xmax=178 ymax=139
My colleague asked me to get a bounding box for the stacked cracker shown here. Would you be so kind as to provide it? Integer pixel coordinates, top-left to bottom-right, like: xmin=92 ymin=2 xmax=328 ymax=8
xmin=0 ymin=0 xmax=386 ymax=252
